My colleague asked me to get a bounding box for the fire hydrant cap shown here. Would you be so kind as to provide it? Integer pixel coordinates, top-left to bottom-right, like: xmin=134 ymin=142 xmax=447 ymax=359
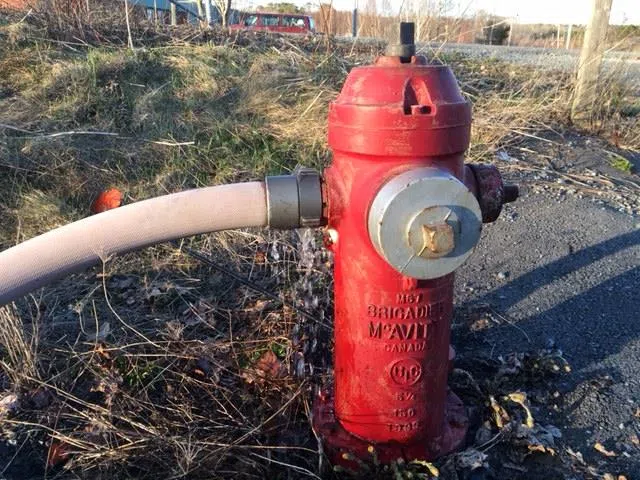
xmin=328 ymin=60 xmax=471 ymax=157
xmin=368 ymin=168 xmax=482 ymax=279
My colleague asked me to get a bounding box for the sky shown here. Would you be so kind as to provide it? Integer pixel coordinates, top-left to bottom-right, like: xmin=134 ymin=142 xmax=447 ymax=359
xmin=237 ymin=0 xmax=640 ymax=25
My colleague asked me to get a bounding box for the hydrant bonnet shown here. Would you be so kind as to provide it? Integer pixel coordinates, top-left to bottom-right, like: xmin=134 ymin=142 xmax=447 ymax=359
xmin=327 ymin=62 xmax=472 ymax=157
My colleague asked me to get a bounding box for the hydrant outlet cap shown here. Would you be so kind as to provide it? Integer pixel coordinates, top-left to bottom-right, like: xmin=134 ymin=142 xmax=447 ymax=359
xmin=368 ymin=168 xmax=482 ymax=279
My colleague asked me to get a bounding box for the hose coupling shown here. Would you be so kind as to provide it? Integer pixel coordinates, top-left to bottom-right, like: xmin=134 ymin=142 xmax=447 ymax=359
xmin=265 ymin=166 xmax=324 ymax=229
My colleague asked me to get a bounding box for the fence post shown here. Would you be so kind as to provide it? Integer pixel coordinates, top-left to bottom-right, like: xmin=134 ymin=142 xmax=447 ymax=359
xmin=570 ymin=0 xmax=613 ymax=123
xmin=352 ymin=3 xmax=358 ymax=37
xmin=565 ymin=23 xmax=573 ymax=49
xmin=170 ymin=2 xmax=177 ymax=25
xmin=203 ymin=0 xmax=212 ymax=27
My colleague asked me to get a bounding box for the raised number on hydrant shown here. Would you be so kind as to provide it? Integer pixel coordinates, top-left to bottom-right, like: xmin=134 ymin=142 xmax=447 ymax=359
xmin=312 ymin=22 xmax=518 ymax=466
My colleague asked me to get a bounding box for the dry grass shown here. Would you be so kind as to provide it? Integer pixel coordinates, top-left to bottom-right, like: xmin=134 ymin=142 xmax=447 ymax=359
xmin=0 ymin=304 xmax=39 ymax=385
xmin=0 ymin=9 xmax=638 ymax=479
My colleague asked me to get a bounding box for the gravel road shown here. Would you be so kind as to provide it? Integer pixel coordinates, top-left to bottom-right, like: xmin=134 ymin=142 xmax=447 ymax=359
xmin=453 ymin=145 xmax=640 ymax=476
xmin=425 ymin=42 xmax=640 ymax=91
xmin=347 ymin=36 xmax=640 ymax=91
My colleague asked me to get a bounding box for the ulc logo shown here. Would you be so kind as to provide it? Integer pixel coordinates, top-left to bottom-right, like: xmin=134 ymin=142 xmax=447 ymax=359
xmin=389 ymin=359 xmax=423 ymax=386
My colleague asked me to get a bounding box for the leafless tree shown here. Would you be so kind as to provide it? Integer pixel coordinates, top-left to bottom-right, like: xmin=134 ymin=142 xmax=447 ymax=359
xmin=123 ymin=0 xmax=133 ymax=49
xmin=212 ymin=0 xmax=231 ymax=26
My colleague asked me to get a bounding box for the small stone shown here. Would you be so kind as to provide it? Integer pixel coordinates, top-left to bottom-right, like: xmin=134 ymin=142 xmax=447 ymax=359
xmin=497 ymin=271 xmax=508 ymax=280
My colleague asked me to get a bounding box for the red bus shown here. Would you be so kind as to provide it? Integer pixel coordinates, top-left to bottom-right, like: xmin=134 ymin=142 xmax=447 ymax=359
xmin=229 ymin=12 xmax=315 ymax=34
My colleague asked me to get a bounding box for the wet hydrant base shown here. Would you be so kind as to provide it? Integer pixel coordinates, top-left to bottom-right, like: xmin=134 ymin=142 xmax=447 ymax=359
xmin=313 ymin=387 xmax=468 ymax=467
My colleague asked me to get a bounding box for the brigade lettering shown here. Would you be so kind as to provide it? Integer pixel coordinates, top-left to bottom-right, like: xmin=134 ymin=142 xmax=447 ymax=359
xmin=367 ymin=302 xmax=443 ymax=321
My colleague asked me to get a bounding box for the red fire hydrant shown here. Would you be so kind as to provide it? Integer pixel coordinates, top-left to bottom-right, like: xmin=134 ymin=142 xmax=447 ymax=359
xmin=312 ymin=23 xmax=518 ymax=465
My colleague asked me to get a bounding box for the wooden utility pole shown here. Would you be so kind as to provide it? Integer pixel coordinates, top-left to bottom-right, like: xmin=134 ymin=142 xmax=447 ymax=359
xmin=571 ymin=0 xmax=613 ymax=123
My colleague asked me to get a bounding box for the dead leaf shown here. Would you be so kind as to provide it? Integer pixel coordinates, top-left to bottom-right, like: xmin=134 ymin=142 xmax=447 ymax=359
xmin=90 ymin=371 xmax=122 ymax=408
xmin=254 ymin=250 xmax=266 ymax=264
xmin=566 ymin=447 xmax=585 ymax=465
xmin=454 ymin=448 xmax=488 ymax=470
xmin=90 ymin=188 xmax=123 ymax=214
xmin=489 ymin=395 xmax=510 ymax=429
xmin=594 ymin=442 xmax=617 ymax=457
xmin=245 ymin=299 xmax=272 ymax=313
xmin=528 ymin=444 xmax=555 ymax=455
xmin=410 ymin=459 xmax=439 ymax=476
xmin=242 ymin=350 xmax=286 ymax=385
xmin=94 ymin=343 xmax=113 ymax=362
xmin=193 ymin=358 xmax=214 ymax=379
xmin=514 ymin=423 xmax=558 ymax=455
xmin=47 ymin=440 xmax=70 ymax=467
xmin=507 ymin=391 xmax=535 ymax=428
xmin=469 ymin=317 xmax=490 ymax=332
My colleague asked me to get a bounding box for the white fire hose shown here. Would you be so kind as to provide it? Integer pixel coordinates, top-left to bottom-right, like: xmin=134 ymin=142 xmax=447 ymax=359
xmin=0 ymin=170 xmax=323 ymax=306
